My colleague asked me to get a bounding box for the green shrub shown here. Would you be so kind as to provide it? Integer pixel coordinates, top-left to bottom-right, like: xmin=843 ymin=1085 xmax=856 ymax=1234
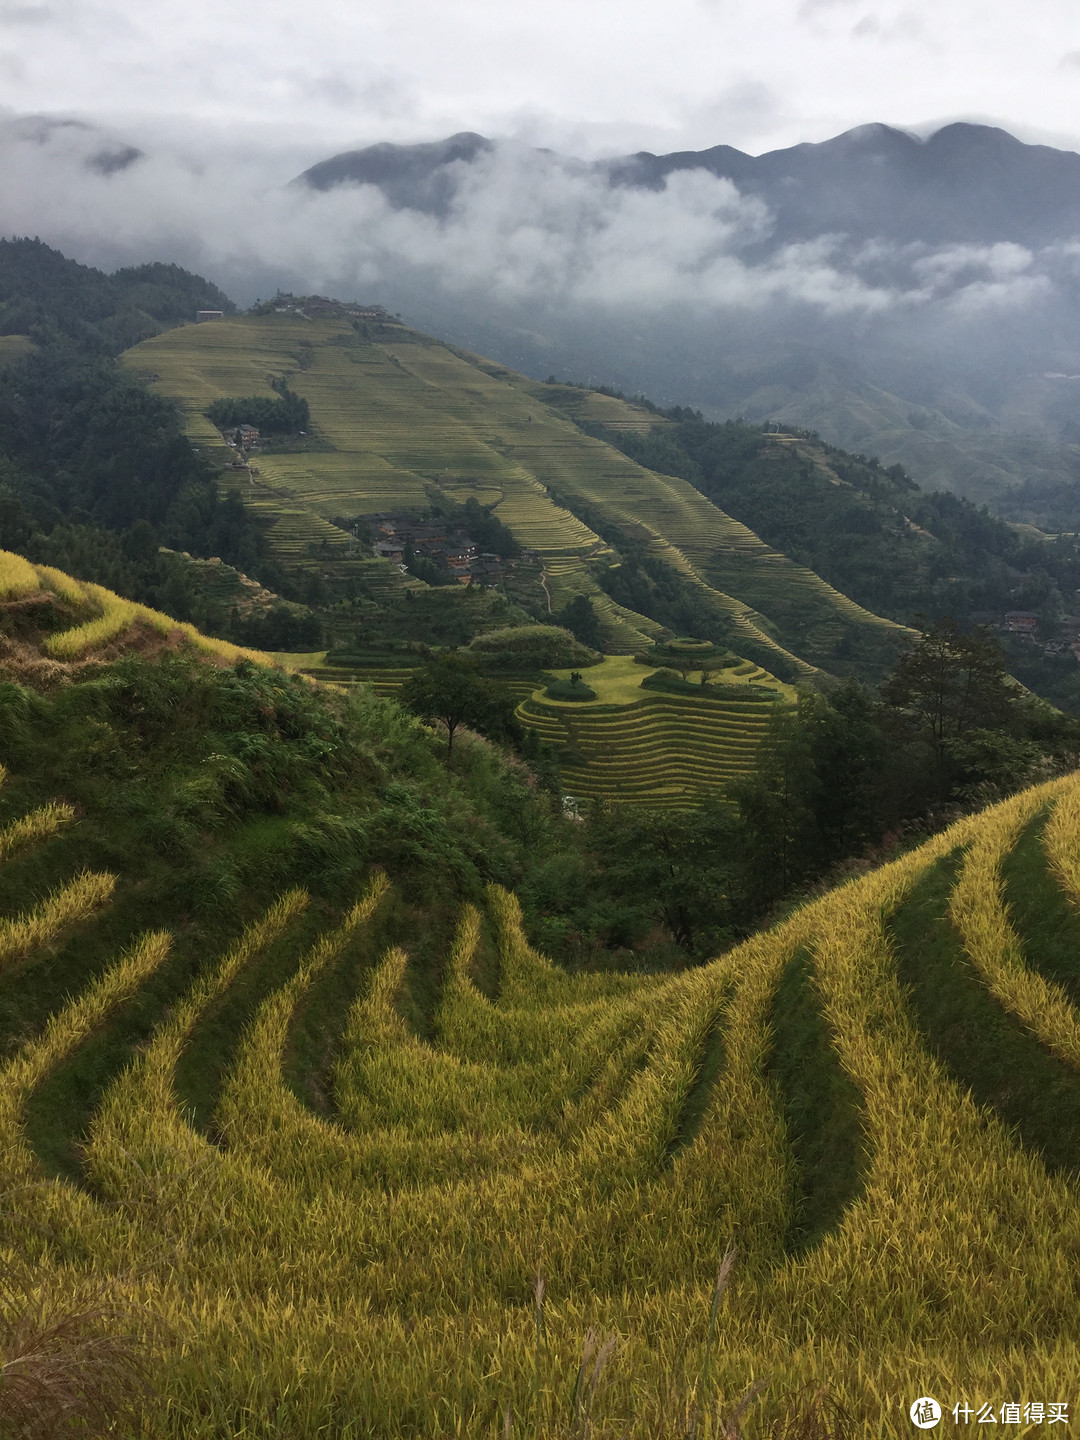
xmin=640 ymin=669 xmax=780 ymax=701
xmin=544 ymin=676 xmax=597 ymax=702
xmin=468 ymin=625 xmax=600 ymax=670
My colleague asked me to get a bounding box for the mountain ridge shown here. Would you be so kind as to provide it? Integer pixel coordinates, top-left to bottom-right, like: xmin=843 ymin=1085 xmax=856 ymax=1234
xmin=297 ymin=119 xmax=1080 ymax=247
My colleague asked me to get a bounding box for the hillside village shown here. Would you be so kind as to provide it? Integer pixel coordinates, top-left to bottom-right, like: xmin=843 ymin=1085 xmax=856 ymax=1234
xmin=367 ymin=512 xmax=522 ymax=585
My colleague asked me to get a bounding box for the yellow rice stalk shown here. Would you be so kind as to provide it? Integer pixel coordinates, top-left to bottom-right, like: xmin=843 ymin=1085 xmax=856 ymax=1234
xmin=334 ymin=941 xmax=552 ymax=1143
xmin=45 ymin=584 xmax=138 ymax=658
xmin=771 ymin=793 xmax=1080 ymax=1349
xmin=572 ymin=964 xmax=732 ymax=1184
xmin=0 ymin=930 xmax=172 ymax=1185
xmin=214 ymin=873 xmax=389 ymax=1158
xmin=435 ymin=902 xmax=484 ymax=1016
xmin=0 ymin=549 xmax=41 ymax=598
xmin=0 ymin=801 xmax=76 ymax=865
xmin=1044 ymin=771 xmax=1080 ymax=909
xmin=33 ymin=563 xmax=89 ymax=607
xmin=83 ymin=890 xmax=310 ymax=1194
xmin=178 ymin=622 xmax=269 ymax=666
xmin=138 ymin=889 xmax=309 ymax=1080
xmin=22 ymin=779 xmax=1080 ymax=1438
xmin=486 ymin=884 xmax=640 ymax=1006
xmin=0 ymin=870 xmax=115 ymax=970
xmin=948 ymin=781 xmax=1080 ymax=1067
xmin=654 ymin=919 xmax=813 ymax=1275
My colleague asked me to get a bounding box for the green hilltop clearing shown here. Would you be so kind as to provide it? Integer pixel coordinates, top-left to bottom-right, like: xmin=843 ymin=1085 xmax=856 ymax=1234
xmin=122 ymin=304 xmax=912 ymax=682
xmin=5 ymin=560 xmax=1080 ymax=1434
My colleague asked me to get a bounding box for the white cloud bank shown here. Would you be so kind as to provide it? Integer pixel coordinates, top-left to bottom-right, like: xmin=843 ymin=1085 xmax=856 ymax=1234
xmin=4 ymin=116 xmax=1073 ymax=333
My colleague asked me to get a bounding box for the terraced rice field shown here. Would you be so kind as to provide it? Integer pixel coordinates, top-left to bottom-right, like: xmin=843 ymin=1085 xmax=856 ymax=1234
xmin=297 ymin=663 xmax=421 ymax=698
xmin=0 ymin=551 xmax=269 ymax=667
xmin=123 ymin=315 xmax=910 ymax=678
xmin=9 ymin=744 xmax=1080 ymax=1434
xmin=123 ymin=316 xmax=599 ymax=578
xmin=517 ymin=657 xmax=787 ymax=806
xmin=0 ymin=333 xmax=33 ymax=364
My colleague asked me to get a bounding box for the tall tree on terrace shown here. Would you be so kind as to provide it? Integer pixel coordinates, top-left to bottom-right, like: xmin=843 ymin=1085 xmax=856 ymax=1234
xmin=400 ymin=652 xmax=518 ymax=762
xmin=881 ymin=617 xmax=1016 ymax=760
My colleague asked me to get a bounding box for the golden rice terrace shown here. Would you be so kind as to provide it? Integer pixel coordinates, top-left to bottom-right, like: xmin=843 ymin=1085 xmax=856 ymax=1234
xmin=6 ymin=720 xmax=1080 ymax=1433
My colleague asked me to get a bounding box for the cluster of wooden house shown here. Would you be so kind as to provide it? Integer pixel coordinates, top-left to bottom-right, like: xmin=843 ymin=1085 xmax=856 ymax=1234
xmin=224 ymin=425 xmax=260 ymax=449
xmin=368 ymin=514 xmax=506 ymax=585
xmin=972 ymin=609 xmax=1080 ymax=658
xmin=270 ymin=298 xmax=391 ymax=323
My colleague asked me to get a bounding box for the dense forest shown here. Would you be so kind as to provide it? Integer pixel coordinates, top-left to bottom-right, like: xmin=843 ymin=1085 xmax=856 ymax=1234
xmin=591 ymin=412 xmax=1080 ymax=631
xmin=0 ymin=239 xmax=283 ymax=633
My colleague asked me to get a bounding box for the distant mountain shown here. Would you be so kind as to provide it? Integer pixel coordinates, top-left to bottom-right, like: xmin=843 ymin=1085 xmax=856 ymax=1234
xmin=297 ymin=121 xmax=1080 ymax=250
xmin=291 ymin=123 xmax=1080 ymax=522
xmin=603 ymin=122 xmax=1080 ymax=249
xmin=1 ymin=114 xmax=144 ymax=176
xmin=296 ymin=131 xmax=495 ymax=214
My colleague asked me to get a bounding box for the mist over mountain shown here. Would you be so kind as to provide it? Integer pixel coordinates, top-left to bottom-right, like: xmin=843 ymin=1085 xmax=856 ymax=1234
xmin=299 ymin=121 xmax=1080 ymax=250
xmin=6 ymin=113 xmax=1080 ymax=520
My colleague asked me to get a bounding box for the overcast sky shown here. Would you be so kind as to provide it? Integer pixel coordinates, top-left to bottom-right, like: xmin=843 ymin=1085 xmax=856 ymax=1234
xmin=2 ymin=0 xmax=1080 ymax=163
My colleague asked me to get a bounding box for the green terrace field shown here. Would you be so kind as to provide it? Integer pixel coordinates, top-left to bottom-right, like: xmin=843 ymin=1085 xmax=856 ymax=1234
xmin=271 ymin=651 xmax=786 ymax=805
xmin=9 ymin=608 xmax=1080 ymax=1439
xmin=123 ymin=312 xmax=912 ymax=679
xmin=0 ymin=333 xmax=33 ymax=364
xmin=516 ymin=656 xmax=789 ymax=806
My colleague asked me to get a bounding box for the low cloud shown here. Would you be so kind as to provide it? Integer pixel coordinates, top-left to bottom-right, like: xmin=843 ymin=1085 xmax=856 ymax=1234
xmin=0 ymin=115 xmax=1072 ymax=335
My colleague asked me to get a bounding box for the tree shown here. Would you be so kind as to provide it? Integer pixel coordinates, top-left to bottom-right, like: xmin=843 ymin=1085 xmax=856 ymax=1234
xmin=594 ymin=801 xmax=741 ymax=956
xmin=881 ymin=617 xmax=1016 ymax=759
xmin=556 ymin=595 xmax=603 ymax=651
xmin=726 ymin=683 xmax=888 ymax=913
xmin=400 ymin=653 xmax=516 ymax=761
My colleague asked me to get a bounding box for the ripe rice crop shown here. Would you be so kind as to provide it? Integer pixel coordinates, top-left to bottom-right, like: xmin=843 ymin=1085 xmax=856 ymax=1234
xmin=0 ymin=551 xmax=40 ymax=598
xmin=214 ymin=873 xmax=389 ymax=1160
xmin=13 ymin=780 xmax=1080 ymax=1435
xmin=0 ymin=801 xmax=76 ymax=864
xmin=45 ymin=584 xmax=141 ymax=658
xmin=0 ymin=870 xmax=115 ymax=970
xmin=1044 ymin=777 xmax=1080 ymax=908
xmin=949 ymin=777 xmax=1080 ymax=1068
xmin=0 ymin=930 xmax=172 ymax=1186
xmin=33 ymin=563 xmax=90 ymax=607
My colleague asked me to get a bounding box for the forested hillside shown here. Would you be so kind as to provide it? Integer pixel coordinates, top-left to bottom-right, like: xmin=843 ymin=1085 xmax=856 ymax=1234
xmin=577 ymin=404 xmax=1080 ymax=630
xmin=0 ymin=240 xmax=287 ymax=636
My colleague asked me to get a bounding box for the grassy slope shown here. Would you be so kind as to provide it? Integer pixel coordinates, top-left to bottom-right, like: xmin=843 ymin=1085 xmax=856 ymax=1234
xmin=123 ymin=314 xmax=911 ymax=679
xmin=6 ymin=614 xmax=1080 ymax=1438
